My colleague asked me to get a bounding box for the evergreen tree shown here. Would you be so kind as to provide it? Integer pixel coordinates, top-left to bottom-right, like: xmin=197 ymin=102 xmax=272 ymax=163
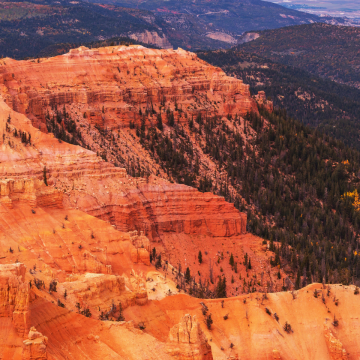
xmin=155 ymin=254 xmax=162 ymax=269
xmin=206 ymin=314 xmax=213 ymax=329
xmin=198 ymin=251 xmax=203 ymax=264
xmin=43 ymin=166 xmax=48 ymax=186
xmin=185 ymin=267 xmax=191 ymax=283
xmin=157 ymin=114 xmax=163 ymax=131
xmin=244 ymin=253 xmax=248 ymax=266
xmin=117 ymin=303 xmax=125 ymax=321
xmin=168 ymin=112 xmax=175 ymax=127
xmin=295 ymin=269 xmax=301 ymax=290
xmin=215 ymin=276 xmax=227 ymax=298
xmin=229 ymin=253 xmax=234 ymax=267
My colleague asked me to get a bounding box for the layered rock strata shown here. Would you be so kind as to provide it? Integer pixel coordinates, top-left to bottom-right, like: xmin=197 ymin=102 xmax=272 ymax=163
xmin=0 ymin=45 xmax=257 ymax=131
xmin=0 ymin=98 xmax=264 ymax=298
xmin=0 ymin=178 xmax=62 ymax=209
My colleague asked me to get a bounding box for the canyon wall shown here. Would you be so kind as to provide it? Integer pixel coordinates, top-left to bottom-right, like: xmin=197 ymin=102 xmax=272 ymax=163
xmin=0 ymin=45 xmax=257 ymax=131
xmin=0 ymin=45 xmax=355 ymax=360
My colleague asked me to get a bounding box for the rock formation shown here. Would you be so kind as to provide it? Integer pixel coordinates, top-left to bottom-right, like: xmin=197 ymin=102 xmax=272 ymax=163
xmin=22 ymin=327 xmax=48 ymax=360
xmin=0 ymin=263 xmax=30 ymax=338
xmin=61 ymin=272 xmax=147 ymax=313
xmin=167 ymin=314 xmax=213 ymax=360
xmin=324 ymin=324 xmax=348 ymax=360
xmin=0 ymin=178 xmax=62 ymax=209
xmin=254 ymin=91 xmax=274 ymax=112
xmin=129 ymin=30 xmax=172 ymax=49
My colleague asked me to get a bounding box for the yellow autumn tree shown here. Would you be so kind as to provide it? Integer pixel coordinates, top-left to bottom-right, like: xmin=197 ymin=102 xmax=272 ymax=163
xmin=342 ymin=189 xmax=360 ymax=212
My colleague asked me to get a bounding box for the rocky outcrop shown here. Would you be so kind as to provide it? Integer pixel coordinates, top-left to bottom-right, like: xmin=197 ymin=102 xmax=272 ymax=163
xmin=0 ymin=178 xmax=62 ymax=209
xmin=324 ymin=324 xmax=348 ymax=360
xmin=129 ymin=30 xmax=172 ymax=49
xmin=237 ymin=32 xmax=260 ymax=45
xmin=206 ymin=32 xmax=237 ymax=44
xmin=0 ymin=263 xmax=30 ymax=337
xmin=255 ymin=91 xmax=274 ymax=112
xmin=60 ymin=272 xmax=147 ymax=312
xmin=63 ymin=273 xmax=125 ymax=303
xmin=22 ymin=327 xmax=48 ymax=360
xmin=130 ymin=230 xmax=151 ymax=265
xmin=166 ymin=314 xmax=213 ymax=360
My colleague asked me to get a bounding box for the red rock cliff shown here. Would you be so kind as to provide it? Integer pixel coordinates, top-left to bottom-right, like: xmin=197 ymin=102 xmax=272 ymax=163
xmin=0 ymin=45 xmax=257 ymax=131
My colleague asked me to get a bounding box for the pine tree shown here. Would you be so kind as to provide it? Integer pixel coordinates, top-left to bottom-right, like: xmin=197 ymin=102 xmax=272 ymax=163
xmin=198 ymin=251 xmax=203 ymax=264
xmin=206 ymin=314 xmax=213 ymax=329
xmin=185 ymin=267 xmax=191 ymax=283
xmin=215 ymin=276 xmax=227 ymax=298
xmin=168 ymin=112 xmax=175 ymax=127
xmin=117 ymin=302 xmax=125 ymax=321
xmin=229 ymin=253 xmax=234 ymax=267
xmin=295 ymin=269 xmax=301 ymax=290
xmin=155 ymin=254 xmax=162 ymax=269
xmin=43 ymin=166 xmax=48 ymax=186
xmin=157 ymin=114 xmax=163 ymax=131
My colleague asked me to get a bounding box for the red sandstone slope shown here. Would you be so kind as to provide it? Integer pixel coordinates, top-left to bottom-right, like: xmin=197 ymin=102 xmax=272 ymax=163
xmin=127 ymin=284 xmax=358 ymax=360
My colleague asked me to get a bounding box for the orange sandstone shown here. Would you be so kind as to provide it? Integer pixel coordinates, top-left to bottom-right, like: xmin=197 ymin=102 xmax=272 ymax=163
xmin=0 ymin=45 xmax=257 ymax=131
xmin=0 ymin=46 xmax=356 ymax=360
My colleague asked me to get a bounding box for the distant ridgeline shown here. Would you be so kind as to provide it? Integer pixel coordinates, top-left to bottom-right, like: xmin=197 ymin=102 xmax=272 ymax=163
xmin=198 ymin=46 xmax=360 ymax=151
xmin=0 ymin=1 xmax=162 ymax=59
xmin=237 ymin=23 xmax=360 ymax=90
xmin=0 ymin=0 xmax=334 ymax=58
